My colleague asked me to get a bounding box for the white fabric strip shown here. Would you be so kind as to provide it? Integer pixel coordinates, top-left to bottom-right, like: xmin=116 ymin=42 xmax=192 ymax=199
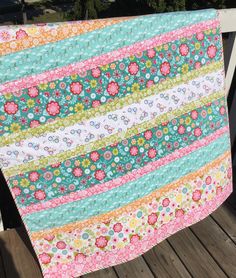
xmin=0 ymin=70 xmax=224 ymax=170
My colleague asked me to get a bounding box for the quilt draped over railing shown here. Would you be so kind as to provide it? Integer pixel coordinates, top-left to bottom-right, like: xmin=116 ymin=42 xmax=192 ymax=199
xmin=0 ymin=9 xmax=233 ymax=278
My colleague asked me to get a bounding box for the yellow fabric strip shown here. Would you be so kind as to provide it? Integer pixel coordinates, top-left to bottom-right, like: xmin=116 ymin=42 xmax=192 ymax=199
xmin=0 ymin=61 xmax=223 ymax=148
xmin=3 ymin=89 xmax=225 ymax=178
xmin=30 ymin=150 xmax=230 ymax=240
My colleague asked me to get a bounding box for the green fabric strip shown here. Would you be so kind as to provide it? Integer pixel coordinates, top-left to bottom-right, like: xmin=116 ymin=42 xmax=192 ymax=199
xmin=25 ymin=132 xmax=229 ymax=232
xmin=3 ymin=90 xmax=224 ymax=178
xmin=0 ymin=61 xmax=223 ymax=147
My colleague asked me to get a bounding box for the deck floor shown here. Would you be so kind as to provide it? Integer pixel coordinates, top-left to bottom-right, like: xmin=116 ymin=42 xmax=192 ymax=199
xmin=0 ymin=197 xmax=236 ymax=278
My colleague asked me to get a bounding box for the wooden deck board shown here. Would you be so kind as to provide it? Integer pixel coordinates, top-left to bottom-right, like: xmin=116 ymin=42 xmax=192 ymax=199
xmin=168 ymin=228 xmax=227 ymax=278
xmin=1 ymin=204 xmax=236 ymax=278
xmin=190 ymin=214 xmax=236 ymax=277
xmin=143 ymin=240 xmax=191 ymax=278
xmin=0 ymin=228 xmax=42 ymax=278
xmin=211 ymin=204 xmax=236 ymax=243
xmin=114 ymin=256 xmax=154 ymax=278
xmin=82 ymin=267 xmax=118 ymax=278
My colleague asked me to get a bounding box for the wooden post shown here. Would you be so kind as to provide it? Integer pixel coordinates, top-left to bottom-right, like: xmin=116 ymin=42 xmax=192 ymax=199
xmin=218 ymin=9 xmax=236 ymax=95
xmin=21 ymin=0 xmax=27 ymax=24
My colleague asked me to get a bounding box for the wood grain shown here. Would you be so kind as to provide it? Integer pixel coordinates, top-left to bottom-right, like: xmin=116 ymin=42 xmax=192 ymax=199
xmin=168 ymin=227 xmax=227 ymax=278
xmin=0 ymin=228 xmax=42 ymax=278
xmin=211 ymin=205 xmax=236 ymax=243
xmin=82 ymin=267 xmax=118 ymax=278
xmin=114 ymin=256 xmax=154 ymax=278
xmin=143 ymin=240 xmax=191 ymax=278
xmin=1 ymin=206 xmax=236 ymax=278
xmin=191 ymin=215 xmax=236 ymax=277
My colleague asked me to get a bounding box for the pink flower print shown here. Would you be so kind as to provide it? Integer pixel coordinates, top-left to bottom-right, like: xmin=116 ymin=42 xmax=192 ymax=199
xmin=91 ymin=68 xmax=101 ymax=78
xmin=46 ymin=101 xmax=60 ymax=116
xmin=29 ymin=171 xmax=40 ymax=182
xmin=216 ymin=186 xmax=223 ymax=195
xmin=205 ymin=176 xmax=212 ymax=185
xmin=179 ymin=44 xmax=189 ymax=56
xmin=195 ymin=62 xmax=201 ymax=69
xmin=207 ymin=45 xmax=217 ymax=59
xmin=12 ymin=186 xmax=21 ymax=197
xmin=219 ymin=106 xmax=226 ymax=115
xmin=44 ymin=171 xmax=53 ymax=181
xmin=39 ymin=253 xmax=51 ymax=264
xmin=196 ymin=32 xmax=204 ymax=41
xmin=30 ymin=120 xmax=40 ymax=128
xmin=90 ymin=151 xmax=100 ymax=162
xmin=95 ymin=236 xmax=108 ymax=248
xmin=4 ymin=101 xmax=18 ymax=115
xmin=101 ymin=227 xmax=108 ymax=234
xmin=130 ymin=146 xmax=138 ymax=156
xmin=130 ymin=234 xmax=140 ymax=244
xmin=148 ymin=213 xmax=158 ymax=225
xmin=34 ymin=190 xmax=46 ymax=200
xmin=177 ymin=124 xmax=186 ymax=135
xmin=72 ymin=167 xmax=83 ymax=177
xmin=191 ymin=110 xmax=198 ymax=120
xmin=69 ymin=184 xmax=75 ymax=191
xmin=175 ymin=209 xmax=185 ymax=217
xmin=16 ymin=29 xmax=28 ymax=39
xmin=128 ymin=62 xmax=139 ymax=75
xmin=44 ymin=234 xmax=55 ymax=241
xmin=70 ymin=82 xmax=83 ymax=95
xmin=160 ymin=61 xmax=171 ymax=76
xmin=56 ymin=241 xmax=66 ymax=249
xmin=75 ymin=253 xmax=86 ymax=263
xmin=147 ymin=49 xmax=156 ymax=58
xmin=146 ymin=80 xmax=154 ymax=88
xmin=44 ymin=91 xmax=50 ymax=97
xmin=94 ymin=170 xmax=106 ymax=181
xmin=227 ymin=167 xmax=232 ymax=179
xmin=0 ymin=31 xmax=10 ymax=41
xmin=113 ymin=223 xmax=123 ymax=232
xmin=107 ymin=81 xmax=119 ymax=96
xmin=92 ymin=100 xmax=101 ymax=108
xmin=28 ymin=87 xmax=39 ymax=98
xmin=192 ymin=190 xmax=202 ymax=202
xmin=104 ymin=151 xmax=112 ymax=160
xmin=194 ymin=127 xmax=202 ymax=137
xmin=144 ymin=130 xmax=153 ymax=140
xmin=51 ymin=162 xmax=61 ymax=168
xmin=148 ymin=148 xmax=157 ymax=159
xmin=162 ymin=198 xmax=170 ymax=207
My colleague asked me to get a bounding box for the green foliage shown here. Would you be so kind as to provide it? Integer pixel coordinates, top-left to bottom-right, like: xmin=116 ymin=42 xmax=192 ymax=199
xmin=70 ymin=0 xmax=110 ymax=20
xmin=147 ymin=0 xmax=185 ymax=12
xmin=69 ymin=0 xmax=232 ymax=20
xmin=186 ymin=0 xmax=226 ymax=10
xmin=147 ymin=0 xmax=226 ymax=12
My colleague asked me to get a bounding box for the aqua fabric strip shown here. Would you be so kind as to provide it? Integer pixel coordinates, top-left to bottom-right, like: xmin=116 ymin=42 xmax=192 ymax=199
xmin=0 ymin=9 xmax=217 ymax=83
xmin=10 ymin=97 xmax=227 ymax=207
xmin=25 ymin=132 xmax=229 ymax=232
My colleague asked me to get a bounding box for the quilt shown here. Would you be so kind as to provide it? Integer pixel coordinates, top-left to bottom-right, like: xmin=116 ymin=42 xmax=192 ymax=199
xmin=0 ymin=9 xmax=233 ymax=277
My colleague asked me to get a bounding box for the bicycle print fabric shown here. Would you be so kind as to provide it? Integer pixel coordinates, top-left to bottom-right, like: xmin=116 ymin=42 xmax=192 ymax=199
xmin=0 ymin=9 xmax=233 ymax=277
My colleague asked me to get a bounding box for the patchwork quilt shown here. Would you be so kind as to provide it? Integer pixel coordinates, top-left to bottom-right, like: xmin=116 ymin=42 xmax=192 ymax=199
xmin=0 ymin=9 xmax=233 ymax=277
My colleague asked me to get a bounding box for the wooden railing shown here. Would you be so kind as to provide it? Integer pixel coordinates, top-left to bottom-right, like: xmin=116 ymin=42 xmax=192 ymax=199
xmin=219 ymin=9 xmax=236 ymax=95
xmin=0 ymin=8 xmax=236 ymax=232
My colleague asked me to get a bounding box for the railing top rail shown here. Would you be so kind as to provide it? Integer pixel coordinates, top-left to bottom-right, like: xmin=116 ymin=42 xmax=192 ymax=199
xmin=218 ymin=8 xmax=236 ymax=33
